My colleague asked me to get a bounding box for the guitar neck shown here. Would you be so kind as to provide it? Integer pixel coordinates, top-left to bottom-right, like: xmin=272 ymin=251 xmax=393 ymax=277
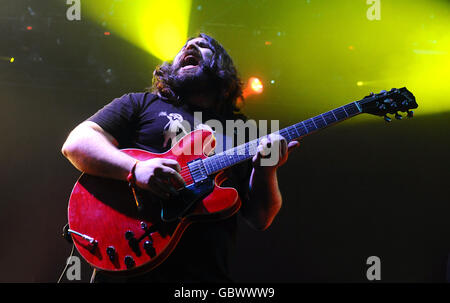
xmin=203 ymin=101 xmax=362 ymax=175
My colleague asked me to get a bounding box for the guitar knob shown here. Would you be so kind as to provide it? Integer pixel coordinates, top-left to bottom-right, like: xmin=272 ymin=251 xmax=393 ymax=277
xmin=395 ymin=112 xmax=403 ymax=120
xmin=143 ymin=240 xmax=153 ymax=250
xmin=125 ymin=230 xmax=134 ymax=240
xmin=106 ymin=246 xmax=116 ymax=261
xmin=124 ymin=255 xmax=135 ymax=268
xmin=143 ymin=240 xmax=156 ymax=257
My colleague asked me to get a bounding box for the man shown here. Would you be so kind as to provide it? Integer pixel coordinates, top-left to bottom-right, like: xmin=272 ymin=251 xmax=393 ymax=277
xmin=61 ymin=33 xmax=299 ymax=282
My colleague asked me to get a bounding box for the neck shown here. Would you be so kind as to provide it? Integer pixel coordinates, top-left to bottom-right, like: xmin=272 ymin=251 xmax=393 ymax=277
xmin=184 ymin=90 xmax=222 ymax=115
xmin=202 ymin=101 xmax=362 ymax=175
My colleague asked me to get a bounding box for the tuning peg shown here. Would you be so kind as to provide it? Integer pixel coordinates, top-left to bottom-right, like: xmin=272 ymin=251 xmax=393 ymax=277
xmin=407 ymin=110 xmax=414 ymax=118
xmin=395 ymin=112 xmax=403 ymax=120
xmin=384 ymin=115 xmax=391 ymax=122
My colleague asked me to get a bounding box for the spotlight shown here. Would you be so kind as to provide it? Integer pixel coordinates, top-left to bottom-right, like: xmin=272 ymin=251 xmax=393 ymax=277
xmin=243 ymin=77 xmax=264 ymax=98
xmin=250 ymin=77 xmax=263 ymax=94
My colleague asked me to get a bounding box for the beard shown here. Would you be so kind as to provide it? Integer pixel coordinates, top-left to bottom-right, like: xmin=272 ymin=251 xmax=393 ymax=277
xmin=169 ymin=61 xmax=218 ymax=97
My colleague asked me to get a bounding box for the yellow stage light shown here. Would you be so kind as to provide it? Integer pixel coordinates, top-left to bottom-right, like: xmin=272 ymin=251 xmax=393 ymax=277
xmin=84 ymin=0 xmax=192 ymax=61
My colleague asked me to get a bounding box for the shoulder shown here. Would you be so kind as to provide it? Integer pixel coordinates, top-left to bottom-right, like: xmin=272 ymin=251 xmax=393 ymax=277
xmin=127 ymin=92 xmax=160 ymax=105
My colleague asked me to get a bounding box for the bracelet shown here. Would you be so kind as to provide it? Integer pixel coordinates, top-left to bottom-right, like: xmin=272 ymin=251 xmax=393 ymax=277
xmin=127 ymin=160 xmax=142 ymax=211
xmin=126 ymin=160 xmax=140 ymax=187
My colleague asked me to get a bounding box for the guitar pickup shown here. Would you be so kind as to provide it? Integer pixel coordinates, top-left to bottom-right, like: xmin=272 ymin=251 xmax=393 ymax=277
xmin=187 ymin=159 xmax=208 ymax=184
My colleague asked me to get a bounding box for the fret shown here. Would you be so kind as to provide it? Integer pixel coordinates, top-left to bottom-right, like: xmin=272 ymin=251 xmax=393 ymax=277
xmin=322 ymin=111 xmax=336 ymax=124
xmin=313 ymin=115 xmax=327 ymax=129
xmin=294 ymin=123 xmax=307 ymax=136
xmin=343 ymin=102 xmax=360 ymax=116
xmin=202 ymin=101 xmax=363 ymax=175
xmin=332 ymin=107 xmax=347 ymax=120
xmin=279 ymin=128 xmax=290 ymax=141
xmin=287 ymin=126 xmax=300 ymax=140
xmin=303 ymin=119 xmax=316 ymax=133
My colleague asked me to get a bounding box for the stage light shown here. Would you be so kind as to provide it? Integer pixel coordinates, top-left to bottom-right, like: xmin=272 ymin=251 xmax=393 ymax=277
xmin=243 ymin=77 xmax=264 ymax=98
xmin=85 ymin=0 xmax=192 ymax=61
xmin=250 ymin=77 xmax=264 ymax=94
xmin=10 ymin=57 xmax=14 ymax=63
xmin=26 ymin=26 xmax=32 ymax=31
xmin=356 ymin=81 xmax=364 ymax=86
xmin=104 ymin=31 xmax=111 ymax=36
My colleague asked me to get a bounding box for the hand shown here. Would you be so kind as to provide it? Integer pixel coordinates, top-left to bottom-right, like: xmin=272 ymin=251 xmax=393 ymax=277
xmin=252 ymin=134 xmax=300 ymax=172
xmin=134 ymin=158 xmax=185 ymax=199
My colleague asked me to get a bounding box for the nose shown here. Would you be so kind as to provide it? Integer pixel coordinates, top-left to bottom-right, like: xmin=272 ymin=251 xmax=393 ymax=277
xmin=185 ymin=40 xmax=201 ymax=52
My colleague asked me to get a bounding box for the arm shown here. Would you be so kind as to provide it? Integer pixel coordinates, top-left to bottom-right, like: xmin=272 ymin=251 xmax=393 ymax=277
xmin=62 ymin=121 xmax=135 ymax=180
xmin=61 ymin=121 xmax=184 ymax=199
xmin=240 ymin=134 xmax=299 ymax=231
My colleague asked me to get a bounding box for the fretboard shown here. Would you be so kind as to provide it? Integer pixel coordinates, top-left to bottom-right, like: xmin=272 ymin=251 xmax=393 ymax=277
xmin=203 ymin=101 xmax=362 ymax=175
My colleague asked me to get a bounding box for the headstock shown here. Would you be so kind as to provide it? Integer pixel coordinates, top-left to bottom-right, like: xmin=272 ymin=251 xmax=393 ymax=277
xmin=357 ymin=88 xmax=418 ymax=122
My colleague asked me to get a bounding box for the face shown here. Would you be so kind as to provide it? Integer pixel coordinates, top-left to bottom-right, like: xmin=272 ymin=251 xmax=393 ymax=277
xmin=172 ymin=37 xmax=214 ymax=80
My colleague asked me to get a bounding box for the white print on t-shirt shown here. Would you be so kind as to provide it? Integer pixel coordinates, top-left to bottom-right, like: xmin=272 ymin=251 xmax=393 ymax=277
xmin=158 ymin=111 xmax=215 ymax=149
xmin=159 ymin=112 xmax=188 ymax=148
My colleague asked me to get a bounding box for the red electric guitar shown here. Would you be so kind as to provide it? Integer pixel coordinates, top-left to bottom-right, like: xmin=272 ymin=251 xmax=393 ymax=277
xmin=67 ymin=88 xmax=417 ymax=276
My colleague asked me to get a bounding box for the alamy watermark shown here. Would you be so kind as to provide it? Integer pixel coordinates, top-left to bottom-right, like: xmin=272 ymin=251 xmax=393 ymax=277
xmin=366 ymin=256 xmax=381 ymax=281
xmin=167 ymin=112 xmax=282 ymax=167
xmin=66 ymin=0 xmax=81 ymax=21
xmin=366 ymin=0 xmax=381 ymax=21
xmin=66 ymin=256 xmax=81 ymax=281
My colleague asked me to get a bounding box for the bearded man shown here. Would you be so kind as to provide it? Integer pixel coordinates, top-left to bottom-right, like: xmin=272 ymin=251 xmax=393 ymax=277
xmin=61 ymin=33 xmax=299 ymax=282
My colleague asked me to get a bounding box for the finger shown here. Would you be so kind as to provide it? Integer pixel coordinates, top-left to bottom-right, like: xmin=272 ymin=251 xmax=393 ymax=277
xmin=259 ymin=137 xmax=270 ymax=148
xmin=252 ymin=146 xmax=261 ymax=165
xmin=156 ymin=166 xmax=186 ymax=187
xmin=287 ymin=140 xmax=300 ymax=153
xmin=159 ymin=158 xmax=182 ymax=172
xmin=152 ymin=175 xmax=181 ymax=197
xmin=257 ymin=141 xmax=271 ymax=158
xmin=147 ymin=178 xmax=172 ymax=199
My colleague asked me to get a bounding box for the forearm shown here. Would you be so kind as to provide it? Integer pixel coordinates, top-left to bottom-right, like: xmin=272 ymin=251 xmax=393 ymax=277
xmin=241 ymin=168 xmax=282 ymax=231
xmin=61 ymin=122 xmax=136 ymax=181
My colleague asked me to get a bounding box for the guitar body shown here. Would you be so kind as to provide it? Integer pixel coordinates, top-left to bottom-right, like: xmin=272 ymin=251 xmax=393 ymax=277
xmin=67 ymin=130 xmax=241 ymax=276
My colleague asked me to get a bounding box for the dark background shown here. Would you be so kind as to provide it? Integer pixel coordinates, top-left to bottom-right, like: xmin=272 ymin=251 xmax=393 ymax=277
xmin=0 ymin=0 xmax=449 ymax=282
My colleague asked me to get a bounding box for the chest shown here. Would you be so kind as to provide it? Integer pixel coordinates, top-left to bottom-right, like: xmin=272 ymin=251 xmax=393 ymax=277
xmin=133 ymin=101 xmax=232 ymax=154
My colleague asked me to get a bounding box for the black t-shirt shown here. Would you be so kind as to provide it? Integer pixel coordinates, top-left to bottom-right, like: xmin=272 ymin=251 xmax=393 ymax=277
xmin=86 ymin=92 xmax=252 ymax=282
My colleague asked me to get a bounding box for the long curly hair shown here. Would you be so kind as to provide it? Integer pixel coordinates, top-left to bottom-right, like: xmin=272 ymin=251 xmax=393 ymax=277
xmin=150 ymin=33 xmax=244 ymax=120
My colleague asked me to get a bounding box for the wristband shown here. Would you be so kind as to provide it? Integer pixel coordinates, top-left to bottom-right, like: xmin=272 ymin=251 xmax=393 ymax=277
xmin=127 ymin=160 xmax=139 ymax=187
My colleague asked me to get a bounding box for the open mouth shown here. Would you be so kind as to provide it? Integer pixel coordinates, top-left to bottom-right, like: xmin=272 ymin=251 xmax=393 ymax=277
xmin=180 ymin=54 xmax=201 ymax=68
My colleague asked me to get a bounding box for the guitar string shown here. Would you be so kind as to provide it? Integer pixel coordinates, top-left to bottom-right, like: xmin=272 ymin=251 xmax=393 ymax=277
xmin=169 ymin=105 xmax=359 ymax=178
